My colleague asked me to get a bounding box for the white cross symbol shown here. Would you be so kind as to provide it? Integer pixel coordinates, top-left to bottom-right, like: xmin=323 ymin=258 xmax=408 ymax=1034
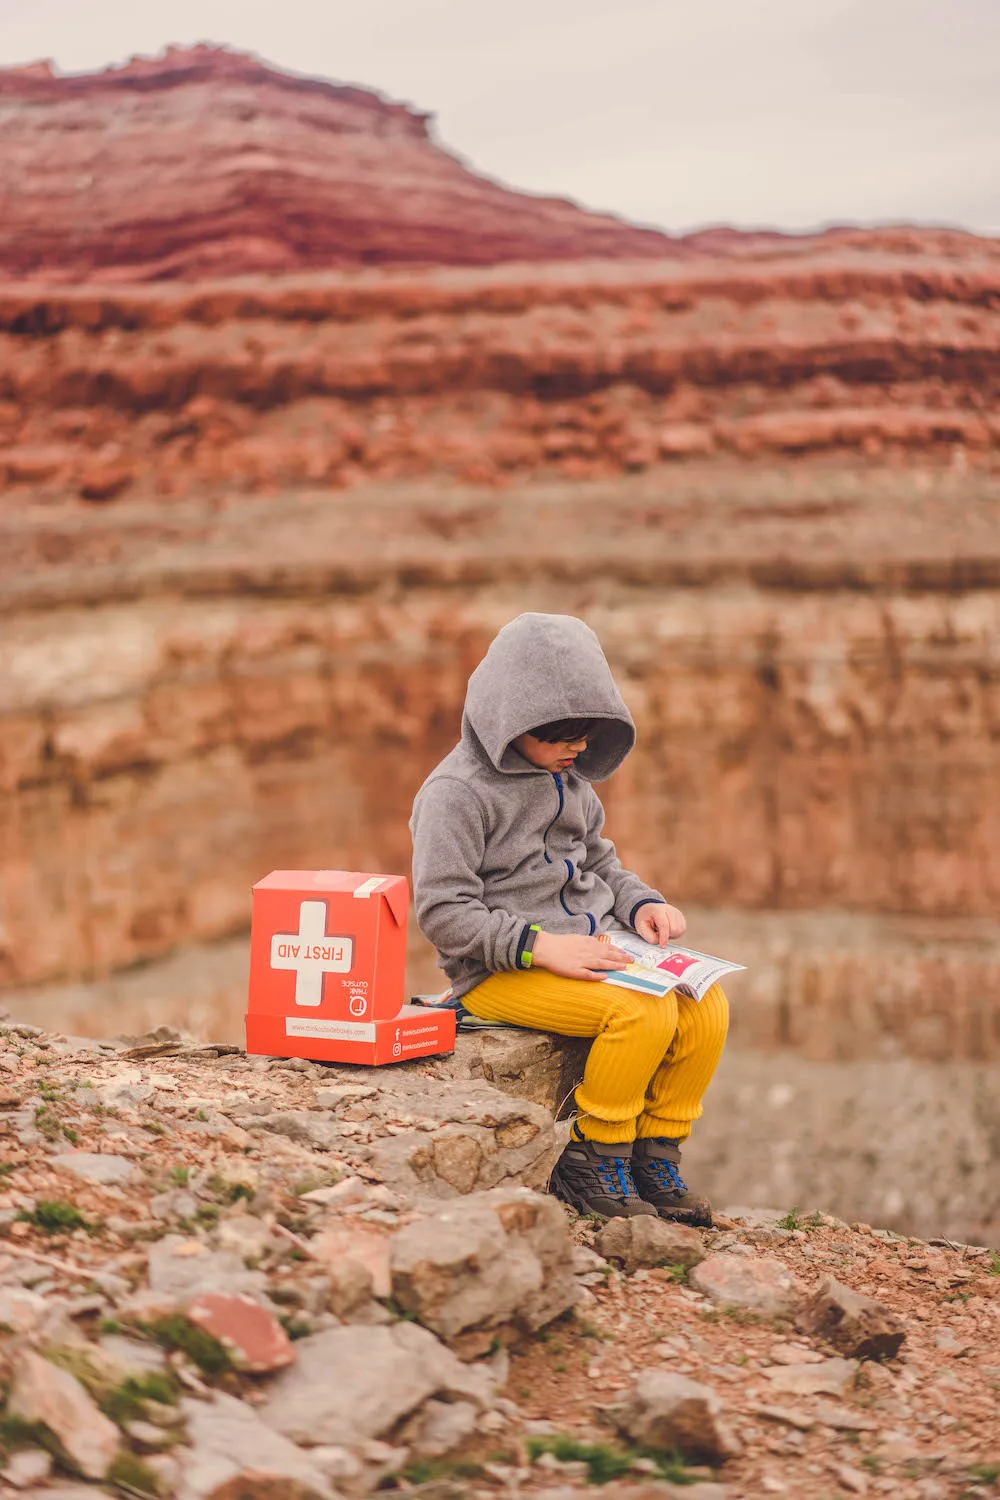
xmin=269 ymin=901 xmax=353 ymax=1007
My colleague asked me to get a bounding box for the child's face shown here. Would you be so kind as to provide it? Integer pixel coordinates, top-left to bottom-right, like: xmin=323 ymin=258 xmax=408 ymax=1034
xmin=514 ymin=732 xmax=589 ymax=772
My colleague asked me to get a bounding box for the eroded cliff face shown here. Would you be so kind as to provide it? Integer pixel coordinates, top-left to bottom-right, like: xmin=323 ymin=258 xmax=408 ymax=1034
xmin=8 ymin=46 xmax=984 ymax=285
xmin=3 ymin=468 xmax=999 ymax=1052
xmin=2 ymin=250 xmax=999 ymax=508
xmin=0 ymin=45 xmax=679 ymax=281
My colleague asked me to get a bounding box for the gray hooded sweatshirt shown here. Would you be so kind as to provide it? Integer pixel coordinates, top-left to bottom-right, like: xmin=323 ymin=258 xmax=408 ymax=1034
xmin=410 ymin=613 xmax=664 ymax=1003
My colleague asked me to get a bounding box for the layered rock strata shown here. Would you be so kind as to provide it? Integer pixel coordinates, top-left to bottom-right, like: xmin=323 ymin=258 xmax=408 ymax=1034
xmin=3 ymin=469 xmax=1000 ymax=994
xmin=1 ymin=249 xmax=998 ymax=505
xmin=0 ymin=45 xmax=678 ymax=281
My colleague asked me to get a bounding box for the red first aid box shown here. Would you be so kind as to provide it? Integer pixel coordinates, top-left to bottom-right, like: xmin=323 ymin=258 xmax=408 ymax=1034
xmin=245 ymin=870 xmax=456 ymax=1065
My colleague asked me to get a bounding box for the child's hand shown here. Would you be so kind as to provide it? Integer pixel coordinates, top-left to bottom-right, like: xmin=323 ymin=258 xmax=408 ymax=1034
xmin=532 ymin=932 xmax=630 ymax=982
xmin=634 ymin=903 xmax=687 ymax=945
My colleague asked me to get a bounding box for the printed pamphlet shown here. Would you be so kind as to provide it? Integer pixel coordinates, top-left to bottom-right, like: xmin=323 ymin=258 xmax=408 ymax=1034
xmin=597 ymin=926 xmax=744 ymax=1000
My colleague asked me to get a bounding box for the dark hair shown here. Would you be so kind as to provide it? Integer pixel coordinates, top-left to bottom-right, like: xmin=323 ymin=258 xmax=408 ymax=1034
xmin=528 ymin=717 xmax=598 ymax=744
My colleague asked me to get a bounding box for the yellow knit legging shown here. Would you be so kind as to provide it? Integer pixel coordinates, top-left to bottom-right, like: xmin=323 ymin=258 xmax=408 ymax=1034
xmin=464 ymin=971 xmax=729 ymax=1145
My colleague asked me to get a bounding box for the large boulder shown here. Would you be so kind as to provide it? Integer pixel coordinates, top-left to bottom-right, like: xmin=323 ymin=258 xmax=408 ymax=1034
xmin=442 ymin=1028 xmax=588 ymax=1114
xmin=258 ymin=1322 xmax=493 ymax=1447
xmin=177 ymin=1392 xmax=335 ymax=1499
xmin=369 ymin=1080 xmax=559 ymax=1198
xmin=390 ymin=1185 xmax=577 ymax=1355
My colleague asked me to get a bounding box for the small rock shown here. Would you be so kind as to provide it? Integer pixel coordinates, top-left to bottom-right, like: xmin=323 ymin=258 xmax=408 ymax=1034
xmin=0 ymin=1287 xmax=48 ymax=1333
xmin=144 ymin=1454 xmax=182 ymax=1491
xmin=403 ymin=1397 xmax=479 ymax=1458
xmin=613 ymin=1370 xmax=741 ymax=1464
xmin=147 ymin=1235 xmax=267 ymax=1301
xmin=768 ymin=1343 xmax=825 ymax=1365
xmin=314 ymin=1085 xmax=375 ymax=1108
xmin=478 ymin=1409 xmax=508 ymax=1434
xmin=89 ymin=1270 xmax=131 ymax=1301
xmin=596 ymin=1216 xmax=705 ymax=1273
xmin=307 ymin=1446 xmax=365 ymax=1486
xmin=123 ymin=1420 xmax=172 ymax=1450
xmin=689 ymin=1253 xmax=805 ymax=1318
xmin=754 ymin=1404 xmax=815 ymax=1431
xmin=358 ymin=1439 xmax=408 ymax=1483
xmin=1 ymin=1448 xmax=54 ymax=1488
xmin=833 ymin=1461 xmax=869 ymax=1495
xmin=185 ymin=1292 xmax=297 ymax=1372
xmin=78 ymin=456 xmax=133 ymax=502
xmin=177 ymin=1391 xmax=335 ymax=1499
xmin=8 ymin=1350 xmax=120 ymax=1479
xmin=300 ymin=1176 xmax=369 ymax=1207
xmin=812 ymin=1401 xmax=879 ymax=1431
xmin=310 ymin=1225 xmax=392 ymax=1299
xmin=764 ymin=1358 xmax=859 ymax=1397
xmin=144 ymin=1400 xmax=186 ymax=1430
xmin=254 ymin=1110 xmax=341 ymax=1150
xmin=797 ymin=1275 xmax=906 ymax=1360
xmin=933 ymin=1328 xmax=973 ymax=1356
xmin=98 ymin=1076 xmax=154 ymax=1107
xmin=215 ymin=1213 xmax=279 ymax=1265
xmin=150 ymin=1189 xmax=199 ymax=1222
xmin=97 ymin=1334 xmax=169 ymax=1376
xmin=49 ymin=1151 xmax=138 ymax=1186
xmin=325 ymin=1256 xmax=376 ymax=1318
xmin=572 ymin=1245 xmax=609 ymax=1275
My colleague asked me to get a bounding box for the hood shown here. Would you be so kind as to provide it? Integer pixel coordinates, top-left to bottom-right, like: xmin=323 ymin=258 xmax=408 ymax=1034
xmin=462 ymin=613 xmax=635 ymax=781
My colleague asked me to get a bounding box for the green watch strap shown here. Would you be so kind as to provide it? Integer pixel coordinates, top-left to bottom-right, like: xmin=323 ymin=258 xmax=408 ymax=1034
xmin=521 ymin=923 xmax=542 ymax=968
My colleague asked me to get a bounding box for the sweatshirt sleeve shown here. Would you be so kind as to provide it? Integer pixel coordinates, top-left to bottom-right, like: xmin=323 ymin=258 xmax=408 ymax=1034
xmin=583 ymin=787 xmax=666 ymax=929
xmin=410 ymin=778 xmax=530 ymax=973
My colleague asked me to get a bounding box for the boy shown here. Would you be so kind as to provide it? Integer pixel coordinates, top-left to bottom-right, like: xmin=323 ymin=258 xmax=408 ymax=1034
xmin=410 ymin=612 xmax=728 ymax=1222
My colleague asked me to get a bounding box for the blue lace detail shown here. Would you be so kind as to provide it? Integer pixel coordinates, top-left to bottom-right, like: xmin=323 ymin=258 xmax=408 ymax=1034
xmin=597 ymin=1156 xmax=635 ymax=1198
xmin=643 ymin=1152 xmax=688 ymax=1195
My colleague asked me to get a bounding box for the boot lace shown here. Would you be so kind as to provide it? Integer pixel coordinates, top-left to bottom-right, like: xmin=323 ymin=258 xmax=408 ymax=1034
xmin=642 ymin=1152 xmax=688 ymax=1196
xmin=594 ymin=1155 xmax=638 ymax=1200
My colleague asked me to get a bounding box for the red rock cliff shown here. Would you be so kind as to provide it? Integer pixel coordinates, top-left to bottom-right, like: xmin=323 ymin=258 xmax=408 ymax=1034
xmin=0 ymin=44 xmax=687 ymax=280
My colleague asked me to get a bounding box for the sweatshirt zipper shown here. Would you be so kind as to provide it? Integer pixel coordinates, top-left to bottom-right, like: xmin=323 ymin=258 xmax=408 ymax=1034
xmin=541 ymin=772 xmax=564 ymax=863
xmin=546 ymin=773 xmax=596 ymax=933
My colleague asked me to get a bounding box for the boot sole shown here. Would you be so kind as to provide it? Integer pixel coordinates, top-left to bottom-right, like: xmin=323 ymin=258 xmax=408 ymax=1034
xmin=649 ymin=1200 xmax=714 ymax=1229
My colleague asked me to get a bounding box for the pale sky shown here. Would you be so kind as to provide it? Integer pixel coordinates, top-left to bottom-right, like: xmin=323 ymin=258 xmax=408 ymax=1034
xmin=0 ymin=0 xmax=996 ymax=236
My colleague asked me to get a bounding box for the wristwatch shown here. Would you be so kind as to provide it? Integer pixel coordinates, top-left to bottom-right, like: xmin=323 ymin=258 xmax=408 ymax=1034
xmin=519 ymin=924 xmax=542 ymax=968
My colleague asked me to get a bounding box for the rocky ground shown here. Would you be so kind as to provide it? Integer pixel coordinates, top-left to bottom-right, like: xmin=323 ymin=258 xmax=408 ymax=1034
xmin=0 ymin=1017 xmax=998 ymax=1500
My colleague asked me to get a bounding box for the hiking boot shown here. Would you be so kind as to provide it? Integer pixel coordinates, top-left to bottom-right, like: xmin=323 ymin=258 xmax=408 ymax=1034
xmin=632 ymin=1137 xmax=713 ymax=1227
xmin=549 ymin=1136 xmax=658 ymax=1219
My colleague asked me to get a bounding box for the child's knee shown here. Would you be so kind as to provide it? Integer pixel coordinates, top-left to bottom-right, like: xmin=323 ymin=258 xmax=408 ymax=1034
xmin=605 ymin=991 xmax=677 ymax=1051
xmin=700 ymin=983 xmax=730 ymax=1049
